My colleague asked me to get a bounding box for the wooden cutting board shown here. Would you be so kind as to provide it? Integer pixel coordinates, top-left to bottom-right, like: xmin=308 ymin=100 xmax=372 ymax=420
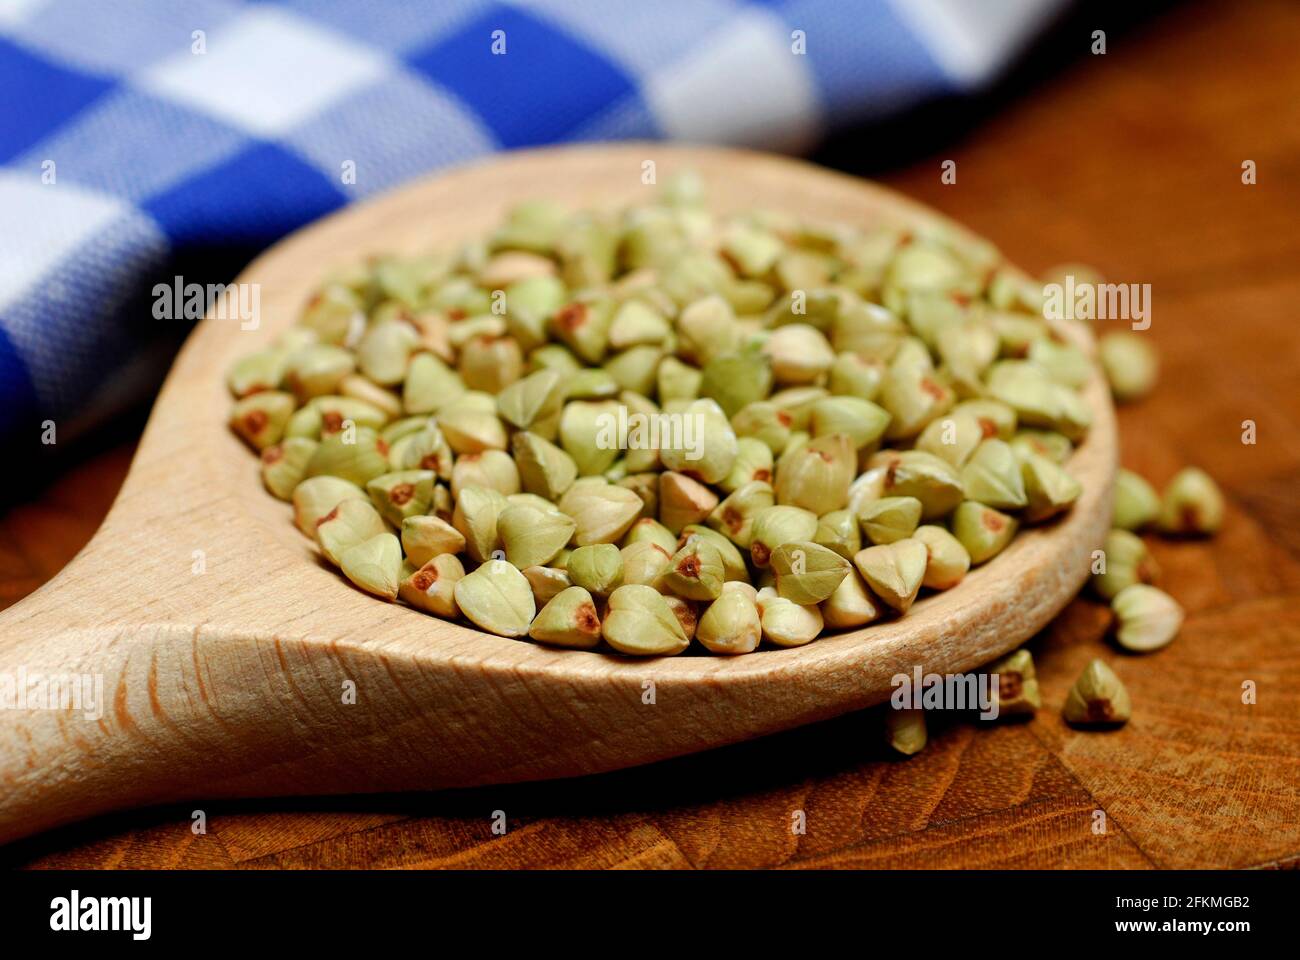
xmin=0 ymin=144 xmax=1114 ymax=845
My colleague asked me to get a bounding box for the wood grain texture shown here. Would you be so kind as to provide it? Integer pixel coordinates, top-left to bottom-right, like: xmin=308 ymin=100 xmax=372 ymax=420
xmin=0 ymin=146 xmax=1115 ymax=845
xmin=3 ymin=0 xmax=1299 ymax=869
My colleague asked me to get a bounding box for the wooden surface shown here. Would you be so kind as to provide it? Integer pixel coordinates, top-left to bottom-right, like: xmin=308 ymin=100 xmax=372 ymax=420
xmin=0 ymin=144 xmax=1115 ymax=846
xmin=4 ymin=0 xmax=1299 ymax=868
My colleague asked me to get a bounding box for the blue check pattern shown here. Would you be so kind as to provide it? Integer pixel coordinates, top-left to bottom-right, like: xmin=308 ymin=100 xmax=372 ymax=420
xmin=0 ymin=0 xmax=1059 ymax=441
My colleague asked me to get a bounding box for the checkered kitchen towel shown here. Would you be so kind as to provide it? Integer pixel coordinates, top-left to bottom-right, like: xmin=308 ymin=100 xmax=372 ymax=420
xmin=0 ymin=0 xmax=1064 ymax=442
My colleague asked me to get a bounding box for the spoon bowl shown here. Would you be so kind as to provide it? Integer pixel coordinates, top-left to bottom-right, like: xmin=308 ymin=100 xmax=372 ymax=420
xmin=0 ymin=144 xmax=1115 ymax=844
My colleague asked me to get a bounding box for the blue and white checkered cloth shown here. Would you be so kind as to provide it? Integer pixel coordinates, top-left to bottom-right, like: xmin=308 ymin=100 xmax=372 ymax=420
xmin=0 ymin=0 xmax=1063 ymax=442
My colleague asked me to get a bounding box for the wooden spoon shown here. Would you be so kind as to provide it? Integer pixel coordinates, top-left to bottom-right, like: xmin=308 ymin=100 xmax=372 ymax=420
xmin=0 ymin=144 xmax=1115 ymax=844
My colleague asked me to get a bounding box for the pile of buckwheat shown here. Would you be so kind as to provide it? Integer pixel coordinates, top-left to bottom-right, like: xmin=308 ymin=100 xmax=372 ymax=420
xmin=228 ymin=172 xmax=1222 ymax=751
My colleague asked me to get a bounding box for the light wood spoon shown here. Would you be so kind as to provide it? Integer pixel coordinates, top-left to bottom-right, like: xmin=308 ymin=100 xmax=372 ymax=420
xmin=0 ymin=144 xmax=1115 ymax=844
